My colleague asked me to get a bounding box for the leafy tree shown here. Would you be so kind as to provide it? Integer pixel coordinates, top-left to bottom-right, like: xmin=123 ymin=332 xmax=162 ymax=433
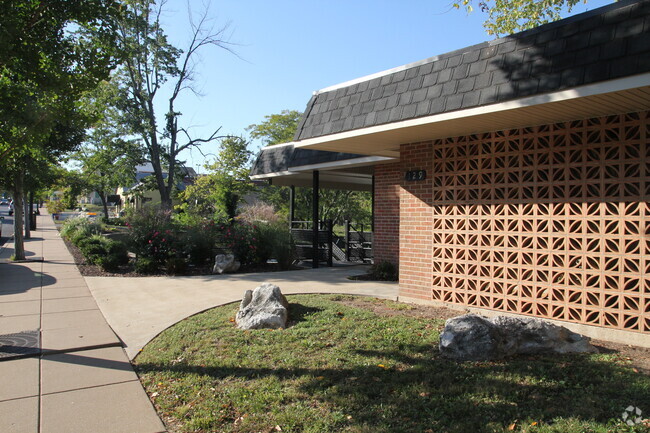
xmin=179 ymin=136 xmax=253 ymax=222
xmin=453 ymin=0 xmax=598 ymax=35
xmin=247 ymin=110 xmax=303 ymax=147
xmin=0 ymin=0 xmax=121 ymax=259
xmin=73 ymin=82 xmax=143 ymax=221
xmin=112 ymin=0 xmax=232 ymax=211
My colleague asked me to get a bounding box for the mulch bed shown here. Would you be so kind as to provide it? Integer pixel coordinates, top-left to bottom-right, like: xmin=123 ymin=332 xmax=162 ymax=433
xmin=61 ymin=236 xmax=299 ymax=278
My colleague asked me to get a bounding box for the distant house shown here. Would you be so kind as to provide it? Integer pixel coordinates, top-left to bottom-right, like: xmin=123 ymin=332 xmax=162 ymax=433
xmin=251 ymin=0 xmax=650 ymax=345
xmin=117 ymin=164 xmax=198 ymax=210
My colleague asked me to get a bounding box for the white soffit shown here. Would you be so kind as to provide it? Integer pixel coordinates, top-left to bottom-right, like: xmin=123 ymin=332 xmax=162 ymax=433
xmin=295 ymin=74 xmax=650 ymax=155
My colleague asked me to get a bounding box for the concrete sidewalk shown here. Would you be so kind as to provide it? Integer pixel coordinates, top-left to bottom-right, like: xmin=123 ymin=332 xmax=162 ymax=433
xmin=0 ymin=212 xmax=165 ymax=433
xmin=86 ymin=264 xmax=398 ymax=359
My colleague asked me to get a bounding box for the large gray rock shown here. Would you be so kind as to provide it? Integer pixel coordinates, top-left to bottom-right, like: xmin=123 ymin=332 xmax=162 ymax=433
xmin=212 ymin=254 xmax=240 ymax=274
xmin=235 ymin=283 xmax=289 ymax=330
xmin=440 ymin=314 xmax=597 ymax=361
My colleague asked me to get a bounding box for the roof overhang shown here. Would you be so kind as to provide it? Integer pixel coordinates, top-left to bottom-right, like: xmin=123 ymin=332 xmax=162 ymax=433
xmin=294 ymin=73 xmax=650 ymax=155
xmin=250 ymin=155 xmax=397 ymax=191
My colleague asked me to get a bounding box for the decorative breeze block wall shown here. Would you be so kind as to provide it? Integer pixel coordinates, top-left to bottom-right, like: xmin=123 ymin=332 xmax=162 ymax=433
xmin=400 ymin=111 xmax=649 ymax=333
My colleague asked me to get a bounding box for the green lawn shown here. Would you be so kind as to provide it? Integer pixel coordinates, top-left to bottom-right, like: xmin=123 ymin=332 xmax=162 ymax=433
xmin=134 ymin=295 xmax=650 ymax=433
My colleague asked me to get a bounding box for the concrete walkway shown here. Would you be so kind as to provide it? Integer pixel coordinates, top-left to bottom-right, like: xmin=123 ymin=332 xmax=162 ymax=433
xmin=0 ymin=212 xmax=165 ymax=433
xmin=0 ymin=210 xmax=397 ymax=432
xmin=86 ymin=264 xmax=398 ymax=359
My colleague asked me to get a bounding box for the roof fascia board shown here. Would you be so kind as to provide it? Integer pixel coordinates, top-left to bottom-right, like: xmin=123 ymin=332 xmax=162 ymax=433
xmin=289 ymin=155 xmax=397 ymax=173
xmin=296 ymin=73 xmax=650 ymax=149
xmin=250 ymin=170 xmax=295 ymax=179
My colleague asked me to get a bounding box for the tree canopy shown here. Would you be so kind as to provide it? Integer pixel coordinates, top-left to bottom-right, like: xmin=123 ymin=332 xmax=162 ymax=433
xmin=247 ymin=110 xmax=303 ymax=147
xmin=0 ymin=0 xmax=123 ymax=259
xmin=453 ymin=0 xmax=597 ymax=35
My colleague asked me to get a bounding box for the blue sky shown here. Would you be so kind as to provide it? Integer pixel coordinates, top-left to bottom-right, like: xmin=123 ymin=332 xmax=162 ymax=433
xmin=158 ymin=0 xmax=613 ymax=170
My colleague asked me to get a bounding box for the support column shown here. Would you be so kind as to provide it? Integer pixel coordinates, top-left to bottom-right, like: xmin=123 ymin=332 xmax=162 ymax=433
xmin=371 ymin=174 xmax=375 ymax=232
xmin=312 ymin=171 xmax=319 ymax=269
xmin=289 ymin=185 xmax=295 ymax=226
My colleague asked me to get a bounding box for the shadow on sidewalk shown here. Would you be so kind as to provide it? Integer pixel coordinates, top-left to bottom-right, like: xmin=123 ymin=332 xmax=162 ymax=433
xmin=0 ymin=264 xmax=56 ymax=295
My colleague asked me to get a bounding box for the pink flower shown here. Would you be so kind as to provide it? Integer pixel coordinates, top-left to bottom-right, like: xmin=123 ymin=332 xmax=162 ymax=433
xmin=148 ymin=240 xmax=152 ymax=244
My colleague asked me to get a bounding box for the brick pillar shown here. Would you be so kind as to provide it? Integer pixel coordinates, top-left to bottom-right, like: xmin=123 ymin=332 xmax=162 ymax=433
xmin=373 ymin=163 xmax=401 ymax=265
xmin=399 ymin=142 xmax=433 ymax=300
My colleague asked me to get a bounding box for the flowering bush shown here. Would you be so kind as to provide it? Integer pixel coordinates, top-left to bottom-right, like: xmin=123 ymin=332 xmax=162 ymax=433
xmin=220 ymin=222 xmax=260 ymax=267
xmin=126 ymin=208 xmax=181 ymax=264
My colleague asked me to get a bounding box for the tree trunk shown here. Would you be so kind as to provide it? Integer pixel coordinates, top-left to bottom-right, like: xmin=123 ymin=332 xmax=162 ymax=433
xmin=12 ymin=170 xmax=25 ymax=260
xmin=98 ymin=191 xmax=109 ymax=223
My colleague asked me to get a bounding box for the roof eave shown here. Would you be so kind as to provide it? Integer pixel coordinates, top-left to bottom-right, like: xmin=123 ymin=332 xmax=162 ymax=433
xmin=294 ymin=74 xmax=650 ymax=155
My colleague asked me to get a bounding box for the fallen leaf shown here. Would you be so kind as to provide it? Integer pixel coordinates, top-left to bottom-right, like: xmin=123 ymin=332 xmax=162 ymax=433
xmin=508 ymin=422 xmax=516 ymax=430
xmin=275 ymin=425 xmax=282 ymax=431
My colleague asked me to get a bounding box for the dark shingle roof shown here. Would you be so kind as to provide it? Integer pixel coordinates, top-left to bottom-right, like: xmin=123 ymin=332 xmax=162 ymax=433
xmin=250 ymin=145 xmax=365 ymax=177
xmin=295 ymin=0 xmax=650 ymax=141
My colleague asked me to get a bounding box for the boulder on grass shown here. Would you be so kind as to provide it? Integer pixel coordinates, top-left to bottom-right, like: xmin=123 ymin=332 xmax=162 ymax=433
xmin=212 ymin=254 xmax=240 ymax=274
xmin=236 ymin=283 xmax=289 ymax=330
xmin=440 ymin=314 xmax=597 ymax=361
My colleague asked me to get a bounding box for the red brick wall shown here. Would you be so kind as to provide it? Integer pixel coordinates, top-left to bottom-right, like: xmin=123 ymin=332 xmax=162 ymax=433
xmin=398 ymin=142 xmax=434 ymax=301
xmin=373 ymin=163 xmax=401 ymax=265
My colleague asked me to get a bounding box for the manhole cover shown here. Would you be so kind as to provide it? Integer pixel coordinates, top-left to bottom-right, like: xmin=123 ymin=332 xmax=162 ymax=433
xmin=0 ymin=330 xmax=40 ymax=360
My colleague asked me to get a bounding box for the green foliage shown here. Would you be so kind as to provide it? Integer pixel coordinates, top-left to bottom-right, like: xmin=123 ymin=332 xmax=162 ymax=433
xmin=46 ymin=200 xmax=65 ymax=215
xmin=220 ymin=222 xmax=260 ymax=267
xmin=246 ymin=110 xmax=303 ymax=147
xmin=135 ymin=257 xmax=158 ymax=274
xmin=77 ymin=234 xmax=128 ymax=271
xmin=182 ymin=220 xmax=222 ymax=266
xmin=72 ymin=81 xmax=144 ymax=221
xmin=125 ymin=207 xmax=180 ymax=264
xmin=60 ymin=216 xmax=104 ymax=244
xmin=368 ymin=261 xmax=399 ymax=281
xmin=452 ymin=0 xmax=589 ymax=35
xmin=257 ymin=222 xmax=296 ymax=270
xmin=179 ymin=136 xmax=253 ymax=221
xmin=135 ymin=294 xmax=650 ymax=433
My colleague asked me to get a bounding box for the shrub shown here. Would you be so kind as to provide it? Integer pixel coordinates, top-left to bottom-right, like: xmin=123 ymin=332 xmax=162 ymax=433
xmin=77 ymin=235 xmax=106 ymax=264
xmin=77 ymin=235 xmax=129 ymax=271
xmin=237 ymin=203 xmax=284 ymax=224
xmin=46 ymin=200 xmax=65 ymax=215
xmin=165 ymin=257 xmax=187 ymax=275
xmin=257 ymin=222 xmax=296 ymax=270
xmin=126 ymin=208 xmax=181 ymax=264
xmin=60 ymin=216 xmax=104 ymax=244
xmin=183 ymin=220 xmax=222 ymax=266
xmin=368 ymin=261 xmax=399 ymax=281
xmin=135 ymin=257 xmax=158 ymax=274
xmin=95 ymin=255 xmax=122 ymax=272
xmin=105 ymin=240 xmax=129 ymax=265
xmin=221 ymin=222 xmax=259 ymax=267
